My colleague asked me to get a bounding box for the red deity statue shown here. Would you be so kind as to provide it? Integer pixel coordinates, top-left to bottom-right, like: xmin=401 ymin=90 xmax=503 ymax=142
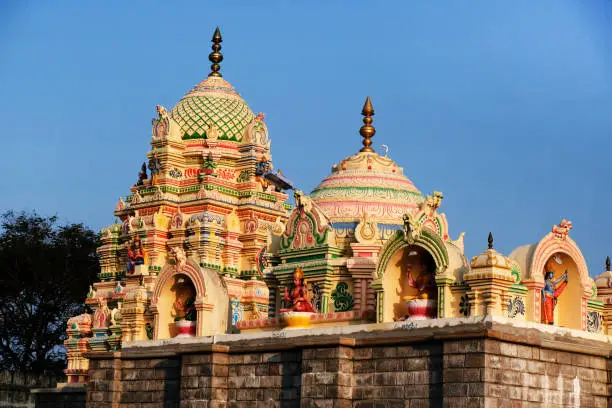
xmin=126 ymin=236 xmax=145 ymax=274
xmin=282 ymin=268 xmax=314 ymax=313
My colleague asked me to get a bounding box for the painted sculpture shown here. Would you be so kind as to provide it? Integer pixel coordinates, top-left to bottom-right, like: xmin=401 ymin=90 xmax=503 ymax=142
xmin=171 ymin=275 xmax=197 ymax=337
xmin=281 ymin=268 xmax=314 ymax=328
xmin=283 ymin=268 xmax=314 ymax=313
xmin=541 ymin=254 xmax=569 ymax=325
xmin=399 ymin=248 xmax=437 ymax=320
xmin=125 ymin=236 xmax=145 ymax=275
xmin=148 ymin=151 xmax=162 ymax=186
xmin=136 ymin=162 xmax=148 ymax=186
xmin=63 ymin=28 xmax=609 ymax=385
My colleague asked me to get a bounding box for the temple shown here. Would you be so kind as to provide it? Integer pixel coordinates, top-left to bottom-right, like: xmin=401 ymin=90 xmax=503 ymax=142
xmin=53 ymin=29 xmax=612 ymax=407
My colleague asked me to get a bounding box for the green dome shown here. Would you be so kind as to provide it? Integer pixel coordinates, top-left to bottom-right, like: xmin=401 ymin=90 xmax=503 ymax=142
xmin=170 ymin=76 xmax=254 ymax=141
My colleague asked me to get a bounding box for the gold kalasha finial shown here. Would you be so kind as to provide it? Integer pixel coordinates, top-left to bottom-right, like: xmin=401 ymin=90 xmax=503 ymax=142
xmin=208 ymin=27 xmax=223 ymax=77
xmin=359 ymin=96 xmax=376 ymax=152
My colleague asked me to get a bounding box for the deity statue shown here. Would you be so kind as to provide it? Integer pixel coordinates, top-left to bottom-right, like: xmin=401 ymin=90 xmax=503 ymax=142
xmin=93 ymin=297 xmax=111 ymax=329
xmin=255 ymin=155 xmax=272 ymax=190
xmin=136 ymin=162 xmax=148 ymax=186
xmin=171 ymin=276 xmax=196 ymax=322
xmin=206 ymin=123 xmax=219 ymax=140
xmin=283 ymin=268 xmax=314 ymax=313
xmin=405 ymin=262 xmax=436 ymax=300
xmin=156 ymin=105 xmax=168 ymax=123
xmin=170 ymin=246 xmax=187 ymax=271
xmin=541 ymin=254 xmax=569 ymax=325
xmin=125 ymin=236 xmax=145 ymax=275
xmin=148 ymin=151 xmax=162 ymax=186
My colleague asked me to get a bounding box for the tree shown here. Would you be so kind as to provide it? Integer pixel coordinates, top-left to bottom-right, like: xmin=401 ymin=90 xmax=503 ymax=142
xmin=0 ymin=211 xmax=99 ymax=375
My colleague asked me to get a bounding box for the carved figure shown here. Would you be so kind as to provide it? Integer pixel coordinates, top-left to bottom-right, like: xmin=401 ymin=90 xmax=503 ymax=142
xmin=402 ymin=214 xmax=421 ymax=243
xmin=171 ymin=276 xmax=196 ymax=322
xmin=206 ymin=123 xmax=219 ymax=140
xmin=424 ymin=191 xmax=443 ymax=213
xmin=136 ymin=162 xmax=148 ymax=186
xmin=170 ymin=246 xmax=187 ymax=271
xmin=93 ymin=298 xmax=111 ymax=329
xmin=125 ymin=236 xmax=145 ymax=274
xmin=405 ymin=261 xmax=436 ymax=300
xmin=283 ymin=268 xmax=314 ymax=313
xmin=156 ymin=105 xmax=168 ymax=122
xmin=255 ymin=155 xmax=272 ymax=190
xmin=293 ymin=190 xmax=313 ymax=213
xmin=202 ymin=152 xmax=217 ymax=176
xmin=148 ymin=152 xmax=162 ymax=186
xmin=552 ymin=219 xmax=573 ymax=240
xmin=541 ymin=254 xmax=569 ymax=325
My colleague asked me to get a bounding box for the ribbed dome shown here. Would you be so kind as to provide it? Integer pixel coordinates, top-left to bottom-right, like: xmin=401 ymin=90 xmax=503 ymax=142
xmin=169 ymin=76 xmax=254 ymax=141
xmin=310 ymin=151 xmax=424 ymax=225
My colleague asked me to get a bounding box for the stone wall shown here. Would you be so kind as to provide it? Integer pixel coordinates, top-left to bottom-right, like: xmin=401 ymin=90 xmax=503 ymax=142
xmin=75 ymin=317 xmax=612 ymax=407
xmin=0 ymin=372 xmax=60 ymax=408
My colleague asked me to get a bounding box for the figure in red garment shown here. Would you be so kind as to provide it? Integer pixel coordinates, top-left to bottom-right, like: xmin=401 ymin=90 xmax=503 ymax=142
xmin=541 ymin=255 xmax=568 ymax=325
xmin=126 ymin=236 xmax=145 ymax=275
xmin=283 ymin=268 xmax=314 ymax=313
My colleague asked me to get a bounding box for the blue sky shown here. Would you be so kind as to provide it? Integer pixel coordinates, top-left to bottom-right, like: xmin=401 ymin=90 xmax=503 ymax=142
xmin=1 ymin=1 xmax=612 ymax=276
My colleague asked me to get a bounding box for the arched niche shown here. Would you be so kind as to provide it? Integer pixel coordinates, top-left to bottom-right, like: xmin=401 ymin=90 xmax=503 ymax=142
xmin=541 ymin=253 xmax=582 ymax=329
xmin=374 ymin=229 xmax=449 ymax=322
xmin=151 ymin=259 xmax=229 ymax=339
xmin=383 ymin=245 xmax=438 ymax=322
xmin=523 ymin=232 xmax=591 ymax=330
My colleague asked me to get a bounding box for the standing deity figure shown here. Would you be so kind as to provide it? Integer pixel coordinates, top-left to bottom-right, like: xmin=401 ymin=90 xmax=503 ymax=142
xmin=148 ymin=151 xmax=162 ymax=186
xmin=283 ymin=268 xmax=314 ymax=313
xmin=541 ymin=254 xmax=569 ymax=325
xmin=126 ymin=236 xmax=145 ymax=275
xmin=255 ymin=155 xmax=272 ymax=190
xmin=136 ymin=162 xmax=148 ymax=186
xmin=93 ymin=297 xmax=111 ymax=329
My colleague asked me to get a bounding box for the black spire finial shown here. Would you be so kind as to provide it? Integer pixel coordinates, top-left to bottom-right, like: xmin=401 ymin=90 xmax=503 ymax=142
xmin=606 ymin=256 xmax=610 ymax=271
xmin=487 ymin=232 xmax=493 ymax=250
xmin=208 ymin=27 xmax=223 ymax=77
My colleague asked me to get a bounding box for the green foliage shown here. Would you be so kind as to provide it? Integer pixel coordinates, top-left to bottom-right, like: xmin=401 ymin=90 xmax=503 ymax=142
xmin=0 ymin=211 xmax=99 ymax=375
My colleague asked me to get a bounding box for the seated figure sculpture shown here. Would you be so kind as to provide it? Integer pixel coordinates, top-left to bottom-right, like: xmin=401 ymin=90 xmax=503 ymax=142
xmin=126 ymin=236 xmax=145 ymax=275
xmin=282 ymin=268 xmax=314 ymax=313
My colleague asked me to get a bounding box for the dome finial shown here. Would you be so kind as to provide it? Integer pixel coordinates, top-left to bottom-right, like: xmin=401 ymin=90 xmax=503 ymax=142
xmin=208 ymin=27 xmax=224 ymax=77
xmin=488 ymin=232 xmax=493 ymax=249
xmin=606 ymin=256 xmax=610 ymax=271
xmin=359 ymin=96 xmax=376 ymax=152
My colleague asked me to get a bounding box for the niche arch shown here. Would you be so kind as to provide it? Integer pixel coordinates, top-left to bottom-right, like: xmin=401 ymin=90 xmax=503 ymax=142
xmin=374 ymin=229 xmax=449 ymax=322
xmin=151 ymin=259 xmax=229 ymax=339
xmin=527 ymin=232 xmax=591 ymax=330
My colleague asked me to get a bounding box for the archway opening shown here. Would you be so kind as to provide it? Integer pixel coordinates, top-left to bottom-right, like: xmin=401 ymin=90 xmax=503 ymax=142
xmin=383 ymin=245 xmax=438 ymax=322
xmin=156 ymin=273 xmax=197 ymax=339
xmin=541 ymin=253 xmax=582 ymax=330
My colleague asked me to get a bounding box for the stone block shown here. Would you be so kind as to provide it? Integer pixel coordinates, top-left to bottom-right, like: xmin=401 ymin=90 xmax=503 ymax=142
xmin=353 ymin=360 xmax=375 ymax=373
xmin=353 ymin=373 xmax=374 ymax=387
xmin=184 ymin=354 xmax=212 ymax=365
xmin=444 ymin=354 xmax=465 ymax=368
xmin=353 ymin=348 xmax=372 ymax=360
xmin=302 ymin=359 xmax=325 ymax=373
xmin=443 ymin=382 xmax=468 ymax=397
xmin=372 ymin=346 xmax=397 ymax=359
xmin=375 ymin=358 xmax=403 ymax=372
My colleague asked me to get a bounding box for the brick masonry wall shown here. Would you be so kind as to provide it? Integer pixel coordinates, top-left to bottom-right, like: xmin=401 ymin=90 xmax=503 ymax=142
xmin=74 ymin=320 xmax=612 ymax=408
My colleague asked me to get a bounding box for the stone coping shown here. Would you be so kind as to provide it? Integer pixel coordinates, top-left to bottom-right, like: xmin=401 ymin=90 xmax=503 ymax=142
xmin=84 ymin=316 xmax=612 ymax=359
xmin=30 ymin=383 xmax=86 ymax=394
